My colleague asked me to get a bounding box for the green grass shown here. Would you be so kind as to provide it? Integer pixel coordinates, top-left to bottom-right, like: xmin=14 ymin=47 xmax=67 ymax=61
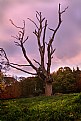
xmin=0 ymin=93 xmax=81 ymax=121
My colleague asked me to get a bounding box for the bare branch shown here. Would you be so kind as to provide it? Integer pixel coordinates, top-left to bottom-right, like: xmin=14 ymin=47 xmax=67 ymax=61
xmin=23 ymin=20 xmax=25 ymax=29
xmin=9 ymin=19 xmax=23 ymax=29
xmin=48 ymin=27 xmax=55 ymax=32
xmin=36 ymin=13 xmax=40 ymax=22
xmin=33 ymin=59 xmax=41 ymax=66
xmin=45 ymin=42 xmax=48 ymax=46
xmin=22 ymin=36 xmax=29 ymax=44
xmin=10 ymin=63 xmax=31 ymax=67
xmin=47 ymin=4 xmax=68 ymax=75
xmin=11 ymin=35 xmax=19 ymax=40
xmin=60 ymin=6 xmax=68 ymax=14
xmin=36 ymin=11 xmax=40 ymax=16
xmin=33 ymin=12 xmax=47 ymax=70
xmin=0 ymin=48 xmax=9 ymax=62
xmin=33 ymin=29 xmax=38 ymax=36
xmin=14 ymin=41 xmax=21 ymax=46
xmin=41 ymin=17 xmax=45 ymax=22
xmin=27 ymin=18 xmax=38 ymax=29
xmin=10 ymin=19 xmax=38 ymax=72
xmin=43 ymin=20 xmax=47 ymax=47
xmin=49 ymin=3 xmax=68 ymax=45
xmin=51 ymin=56 xmax=53 ymax=59
xmin=20 ymin=42 xmax=38 ymax=71
xmin=9 ymin=64 xmax=37 ymax=75
xmin=51 ymin=48 xmax=56 ymax=55
xmin=10 ymin=19 xmax=27 ymax=44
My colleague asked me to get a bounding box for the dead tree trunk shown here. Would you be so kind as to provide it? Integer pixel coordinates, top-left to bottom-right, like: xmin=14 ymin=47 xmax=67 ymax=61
xmin=45 ymin=82 xmax=52 ymax=96
xmin=0 ymin=4 xmax=68 ymax=96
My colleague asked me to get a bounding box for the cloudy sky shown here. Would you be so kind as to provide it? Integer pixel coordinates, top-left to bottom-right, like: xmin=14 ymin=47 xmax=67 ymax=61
xmin=0 ymin=0 xmax=81 ymax=77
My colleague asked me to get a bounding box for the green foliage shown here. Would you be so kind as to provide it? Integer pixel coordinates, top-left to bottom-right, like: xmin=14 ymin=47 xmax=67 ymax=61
xmin=1 ymin=93 xmax=81 ymax=121
xmin=52 ymin=67 xmax=77 ymax=93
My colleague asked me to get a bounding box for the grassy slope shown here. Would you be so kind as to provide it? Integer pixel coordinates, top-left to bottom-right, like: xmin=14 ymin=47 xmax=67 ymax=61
xmin=0 ymin=93 xmax=81 ymax=121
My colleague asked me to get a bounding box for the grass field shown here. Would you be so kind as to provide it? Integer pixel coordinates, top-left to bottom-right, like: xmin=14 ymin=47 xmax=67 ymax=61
xmin=0 ymin=93 xmax=81 ymax=121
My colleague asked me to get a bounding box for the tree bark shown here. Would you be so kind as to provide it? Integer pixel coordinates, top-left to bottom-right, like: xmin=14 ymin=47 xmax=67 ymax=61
xmin=45 ymin=82 xmax=52 ymax=96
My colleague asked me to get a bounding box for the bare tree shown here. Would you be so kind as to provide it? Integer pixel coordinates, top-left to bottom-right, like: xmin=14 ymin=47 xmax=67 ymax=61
xmin=0 ymin=4 xmax=68 ymax=96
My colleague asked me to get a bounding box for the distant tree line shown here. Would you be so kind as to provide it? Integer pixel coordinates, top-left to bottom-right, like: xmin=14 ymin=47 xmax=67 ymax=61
xmin=0 ymin=66 xmax=81 ymax=99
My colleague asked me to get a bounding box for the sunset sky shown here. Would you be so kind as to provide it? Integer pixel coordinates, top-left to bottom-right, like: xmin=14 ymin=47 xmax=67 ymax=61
xmin=0 ymin=0 xmax=81 ymax=77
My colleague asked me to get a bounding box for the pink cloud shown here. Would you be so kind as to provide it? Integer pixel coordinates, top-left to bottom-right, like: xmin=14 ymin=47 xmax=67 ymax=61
xmin=0 ymin=0 xmax=81 ymax=77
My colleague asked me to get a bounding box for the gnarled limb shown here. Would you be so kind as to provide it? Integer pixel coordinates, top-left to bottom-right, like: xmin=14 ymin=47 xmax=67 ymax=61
xmin=47 ymin=4 xmax=68 ymax=75
xmin=28 ymin=11 xmax=47 ymax=71
xmin=9 ymin=64 xmax=37 ymax=75
xmin=10 ymin=20 xmax=38 ymax=71
xmin=0 ymin=48 xmax=37 ymax=75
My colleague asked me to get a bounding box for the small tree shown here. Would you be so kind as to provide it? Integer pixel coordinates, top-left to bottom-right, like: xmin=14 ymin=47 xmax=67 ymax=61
xmin=0 ymin=4 xmax=68 ymax=96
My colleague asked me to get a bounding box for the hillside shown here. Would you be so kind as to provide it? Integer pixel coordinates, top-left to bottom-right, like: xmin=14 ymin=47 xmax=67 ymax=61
xmin=0 ymin=93 xmax=81 ymax=121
